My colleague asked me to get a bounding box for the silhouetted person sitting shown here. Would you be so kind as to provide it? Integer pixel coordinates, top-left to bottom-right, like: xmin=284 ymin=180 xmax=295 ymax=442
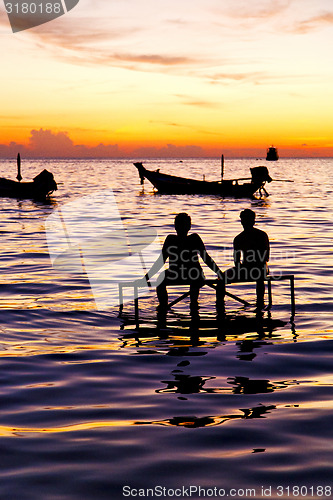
xmin=218 ymin=209 xmax=269 ymax=310
xmin=146 ymin=212 xmax=223 ymax=313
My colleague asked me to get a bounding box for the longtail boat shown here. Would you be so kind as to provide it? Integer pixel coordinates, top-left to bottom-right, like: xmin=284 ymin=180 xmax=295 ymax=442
xmin=0 ymin=170 xmax=57 ymax=200
xmin=0 ymin=154 xmax=57 ymax=201
xmin=134 ymin=162 xmax=272 ymax=198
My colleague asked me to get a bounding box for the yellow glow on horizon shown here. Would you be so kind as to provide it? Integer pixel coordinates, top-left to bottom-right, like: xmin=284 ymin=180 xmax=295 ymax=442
xmin=1 ymin=0 xmax=333 ymax=156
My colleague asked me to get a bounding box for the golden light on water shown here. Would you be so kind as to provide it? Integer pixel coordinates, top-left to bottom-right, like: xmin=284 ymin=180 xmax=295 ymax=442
xmin=0 ymin=341 xmax=123 ymax=357
xmin=0 ymin=420 xmax=134 ymax=438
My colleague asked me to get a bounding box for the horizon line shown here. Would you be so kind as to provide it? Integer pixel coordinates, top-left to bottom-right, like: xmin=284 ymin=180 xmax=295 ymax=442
xmin=1 ymin=155 xmax=333 ymax=160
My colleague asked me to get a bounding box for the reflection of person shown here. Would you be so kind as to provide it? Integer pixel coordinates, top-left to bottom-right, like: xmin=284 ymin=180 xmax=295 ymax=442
xmin=220 ymin=209 xmax=269 ymax=309
xmin=146 ymin=212 xmax=223 ymax=312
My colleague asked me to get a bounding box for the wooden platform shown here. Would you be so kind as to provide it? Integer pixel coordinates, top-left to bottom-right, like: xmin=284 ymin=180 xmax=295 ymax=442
xmin=118 ymin=274 xmax=295 ymax=327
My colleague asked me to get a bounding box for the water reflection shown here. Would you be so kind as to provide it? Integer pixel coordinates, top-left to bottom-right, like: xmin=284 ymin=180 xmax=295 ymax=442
xmin=216 ymin=312 xmax=288 ymax=340
xmin=16 ymin=197 xmax=57 ymax=211
xmin=134 ymin=404 xmax=277 ymax=428
xmin=250 ymin=198 xmax=271 ymax=209
xmin=120 ymin=311 xmax=292 ymax=349
xmin=227 ymin=377 xmax=296 ymax=394
xmin=156 ymin=370 xmax=298 ymax=396
xmin=0 ymin=158 xmax=331 ymax=497
xmin=156 ymin=374 xmax=215 ymax=394
xmin=236 ymin=339 xmax=269 ymax=361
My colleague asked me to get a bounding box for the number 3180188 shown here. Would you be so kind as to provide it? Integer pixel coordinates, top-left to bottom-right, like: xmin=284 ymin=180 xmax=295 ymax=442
xmin=5 ymin=3 xmax=62 ymax=14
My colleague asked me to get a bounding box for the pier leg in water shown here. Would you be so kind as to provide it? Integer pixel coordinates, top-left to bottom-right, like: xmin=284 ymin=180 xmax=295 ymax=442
xmin=216 ymin=279 xmax=226 ymax=319
xmin=189 ymin=285 xmax=200 ymax=315
xmin=255 ymin=279 xmax=265 ymax=311
xmin=156 ymin=281 xmax=168 ymax=311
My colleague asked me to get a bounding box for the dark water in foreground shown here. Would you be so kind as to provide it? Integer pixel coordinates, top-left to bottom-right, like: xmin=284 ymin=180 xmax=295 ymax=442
xmin=0 ymin=158 xmax=332 ymax=499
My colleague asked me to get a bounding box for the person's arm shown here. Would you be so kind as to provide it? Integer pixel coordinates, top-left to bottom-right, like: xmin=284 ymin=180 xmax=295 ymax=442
xmin=196 ymin=235 xmax=223 ymax=279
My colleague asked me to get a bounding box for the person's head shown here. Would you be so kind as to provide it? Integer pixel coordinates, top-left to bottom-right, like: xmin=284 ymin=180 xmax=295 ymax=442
xmin=240 ymin=209 xmax=256 ymax=229
xmin=174 ymin=212 xmax=191 ymax=236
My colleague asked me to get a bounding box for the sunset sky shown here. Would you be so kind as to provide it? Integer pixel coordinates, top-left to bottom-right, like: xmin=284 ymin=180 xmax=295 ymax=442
xmin=0 ymin=0 xmax=332 ymax=157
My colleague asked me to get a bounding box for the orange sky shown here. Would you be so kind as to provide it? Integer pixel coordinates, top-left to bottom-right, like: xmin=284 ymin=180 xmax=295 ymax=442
xmin=0 ymin=0 xmax=333 ymax=157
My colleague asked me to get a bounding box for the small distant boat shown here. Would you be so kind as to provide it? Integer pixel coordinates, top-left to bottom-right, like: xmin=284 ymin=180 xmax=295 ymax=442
xmin=0 ymin=154 xmax=57 ymax=201
xmin=266 ymin=146 xmax=279 ymax=161
xmin=134 ymin=162 xmax=272 ymax=198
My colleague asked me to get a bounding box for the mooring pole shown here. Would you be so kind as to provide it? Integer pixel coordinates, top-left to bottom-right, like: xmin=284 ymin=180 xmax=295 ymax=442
xmin=221 ymin=154 xmax=224 ymax=181
xmin=17 ymin=153 xmax=22 ymax=182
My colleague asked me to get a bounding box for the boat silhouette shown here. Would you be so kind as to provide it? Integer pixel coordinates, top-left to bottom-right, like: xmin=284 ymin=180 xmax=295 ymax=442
xmin=266 ymin=146 xmax=279 ymax=161
xmin=134 ymin=162 xmax=272 ymax=198
xmin=0 ymin=154 xmax=57 ymax=200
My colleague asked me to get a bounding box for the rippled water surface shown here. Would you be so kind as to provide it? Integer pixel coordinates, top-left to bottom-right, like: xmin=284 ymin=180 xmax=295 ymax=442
xmin=0 ymin=158 xmax=332 ymax=500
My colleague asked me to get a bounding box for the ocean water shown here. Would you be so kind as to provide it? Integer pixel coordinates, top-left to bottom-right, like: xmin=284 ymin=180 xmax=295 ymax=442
xmin=0 ymin=157 xmax=332 ymax=500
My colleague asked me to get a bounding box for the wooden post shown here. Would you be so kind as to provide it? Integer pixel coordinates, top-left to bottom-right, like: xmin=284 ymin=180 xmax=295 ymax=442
xmin=118 ymin=284 xmax=123 ymax=313
xmin=17 ymin=153 xmax=22 ymax=182
xmin=221 ymin=154 xmax=224 ymax=181
xmin=267 ymin=279 xmax=272 ymax=309
xmin=134 ymin=285 xmax=139 ymax=329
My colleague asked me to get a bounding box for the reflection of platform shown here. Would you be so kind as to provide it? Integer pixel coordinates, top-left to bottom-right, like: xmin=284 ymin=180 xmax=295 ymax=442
xmin=120 ymin=316 xmax=288 ymax=344
xmin=134 ymin=404 xmax=277 ymax=428
xmin=119 ymin=275 xmax=295 ymax=327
